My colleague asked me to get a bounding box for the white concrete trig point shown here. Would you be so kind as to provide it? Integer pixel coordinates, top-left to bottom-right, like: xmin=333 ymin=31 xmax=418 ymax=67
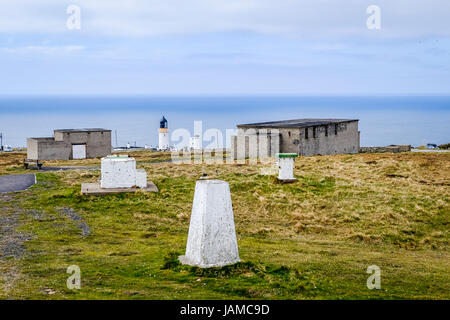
xmin=179 ymin=180 xmax=240 ymax=268
xmin=276 ymin=153 xmax=298 ymax=182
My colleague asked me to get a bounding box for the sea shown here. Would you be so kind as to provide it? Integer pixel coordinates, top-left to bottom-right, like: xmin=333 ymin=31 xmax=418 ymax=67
xmin=0 ymin=95 xmax=448 ymax=148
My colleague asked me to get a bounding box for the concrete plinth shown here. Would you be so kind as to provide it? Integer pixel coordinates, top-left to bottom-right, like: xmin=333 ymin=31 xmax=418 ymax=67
xmin=179 ymin=180 xmax=240 ymax=268
xmin=81 ymin=181 xmax=158 ymax=195
xmin=276 ymin=153 xmax=297 ymax=182
xmin=136 ymin=169 xmax=148 ymax=189
xmin=101 ymin=155 xmax=147 ymax=189
xmin=101 ymin=156 xmax=136 ymax=189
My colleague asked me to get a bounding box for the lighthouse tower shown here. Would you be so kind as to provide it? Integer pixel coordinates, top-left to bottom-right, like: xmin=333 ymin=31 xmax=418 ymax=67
xmin=158 ymin=116 xmax=169 ymax=151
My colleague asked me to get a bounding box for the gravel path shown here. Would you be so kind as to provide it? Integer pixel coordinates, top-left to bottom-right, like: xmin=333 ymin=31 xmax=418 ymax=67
xmin=0 ymin=194 xmax=33 ymax=296
xmin=0 ymin=194 xmax=33 ymax=260
xmin=58 ymin=207 xmax=91 ymax=237
xmin=0 ymin=215 xmax=32 ymax=259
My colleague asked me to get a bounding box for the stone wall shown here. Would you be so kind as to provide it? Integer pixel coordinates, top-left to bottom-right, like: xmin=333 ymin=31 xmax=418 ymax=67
xmin=359 ymin=145 xmax=411 ymax=153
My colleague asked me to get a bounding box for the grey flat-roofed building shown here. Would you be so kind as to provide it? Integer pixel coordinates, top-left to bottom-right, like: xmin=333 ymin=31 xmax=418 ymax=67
xmin=27 ymin=128 xmax=112 ymax=160
xmin=232 ymin=118 xmax=360 ymax=157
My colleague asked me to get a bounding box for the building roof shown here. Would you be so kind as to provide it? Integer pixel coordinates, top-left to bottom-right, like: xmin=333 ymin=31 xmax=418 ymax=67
xmin=237 ymin=118 xmax=358 ymax=129
xmin=28 ymin=137 xmax=55 ymax=141
xmin=54 ymin=128 xmax=111 ymax=133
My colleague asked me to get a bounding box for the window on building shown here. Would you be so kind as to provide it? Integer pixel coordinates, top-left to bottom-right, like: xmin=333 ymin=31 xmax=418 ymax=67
xmin=288 ymin=131 xmax=291 ymax=137
xmin=335 ymin=124 xmax=338 ymax=135
xmin=313 ymin=127 xmax=316 ymax=138
xmin=305 ymin=128 xmax=308 ymax=139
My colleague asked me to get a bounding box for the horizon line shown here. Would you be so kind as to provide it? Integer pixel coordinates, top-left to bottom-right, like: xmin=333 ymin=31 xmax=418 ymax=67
xmin=1 ymin=93 xmax=450 ymax=98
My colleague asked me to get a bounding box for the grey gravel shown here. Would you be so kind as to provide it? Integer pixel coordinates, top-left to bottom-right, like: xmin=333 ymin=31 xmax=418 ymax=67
xmin=0 ymin=209 xmax=32 ymax=259
xmin=58 ymin=207 xmax=91 ymax=237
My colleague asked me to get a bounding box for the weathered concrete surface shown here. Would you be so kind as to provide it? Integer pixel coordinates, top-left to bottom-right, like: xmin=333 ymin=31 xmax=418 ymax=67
xmin=81 ymin=181 xmax=158 ymax=195
xmin=231 ymin=130 xmax=280 ymax=160
xmin=179 ymin=180 xmax=240 ymax=268
xmin=0 ymin=174 xmax=36 ymax=193
xmin=101 ymin=156 xmax=148 ymax=189
xmin=277 ymin=155 xmax=297 ymax=182
xmin=232 ymin=119 xmax=360 ymax=158
xmin=135 ymin=169 xmax=148 ymax=189
xmin=101 ymin=156 xmax=137 ymax=189
xmin=298 ymin=121 xmax=360 ymax=156
xmin=27 ymin=129 xmax=111 ymax=161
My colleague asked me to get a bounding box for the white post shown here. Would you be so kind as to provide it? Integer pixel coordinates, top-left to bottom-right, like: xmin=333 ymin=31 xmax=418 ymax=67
xmin=179 ymin=180 xmax=240 ymax=268
xmin=276 ymin=153 xmax=297 ymax=182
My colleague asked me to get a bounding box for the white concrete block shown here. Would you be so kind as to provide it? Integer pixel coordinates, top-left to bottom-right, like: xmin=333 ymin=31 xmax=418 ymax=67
xmin=180 ymin=180 xmax=240 ymax=268
xmin=276 ymin=153 xmax=297 ymax=181
xmin=101 ymin=156 xmax=137 ymax=189
xmin=136 ymin=169 xmax=147 ymax=189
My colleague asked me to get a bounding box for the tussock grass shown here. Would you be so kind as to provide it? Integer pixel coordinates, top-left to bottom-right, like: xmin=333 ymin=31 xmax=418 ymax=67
xmin=0 ymin=151 xmax=448 ymax=299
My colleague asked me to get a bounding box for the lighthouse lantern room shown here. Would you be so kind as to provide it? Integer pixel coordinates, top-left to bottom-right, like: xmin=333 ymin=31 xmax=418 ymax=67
xmin=158 ymin=116 xmax=169 ymax=151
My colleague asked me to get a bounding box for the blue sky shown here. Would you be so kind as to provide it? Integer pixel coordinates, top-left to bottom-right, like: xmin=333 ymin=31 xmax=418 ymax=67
xmin=1 ymin=0 xmax=450 ymax=95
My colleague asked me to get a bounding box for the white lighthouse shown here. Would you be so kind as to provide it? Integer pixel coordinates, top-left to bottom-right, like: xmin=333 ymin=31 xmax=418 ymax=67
xmin=158 ymin=116 xmax=169 ymax=151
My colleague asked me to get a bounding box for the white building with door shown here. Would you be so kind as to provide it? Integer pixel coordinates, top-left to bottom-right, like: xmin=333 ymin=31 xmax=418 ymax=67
xmin=27 ymin=128 xmax=112 ymax=160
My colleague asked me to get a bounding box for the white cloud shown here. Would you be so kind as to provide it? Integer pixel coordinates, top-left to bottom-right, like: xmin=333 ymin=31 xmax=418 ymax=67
xmin=0 ymin=0 xmax=449 ymax=38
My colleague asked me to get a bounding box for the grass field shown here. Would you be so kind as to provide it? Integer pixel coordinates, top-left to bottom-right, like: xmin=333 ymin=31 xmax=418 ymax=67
xmin=0 ymin=150 xmax=449 ymax=299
